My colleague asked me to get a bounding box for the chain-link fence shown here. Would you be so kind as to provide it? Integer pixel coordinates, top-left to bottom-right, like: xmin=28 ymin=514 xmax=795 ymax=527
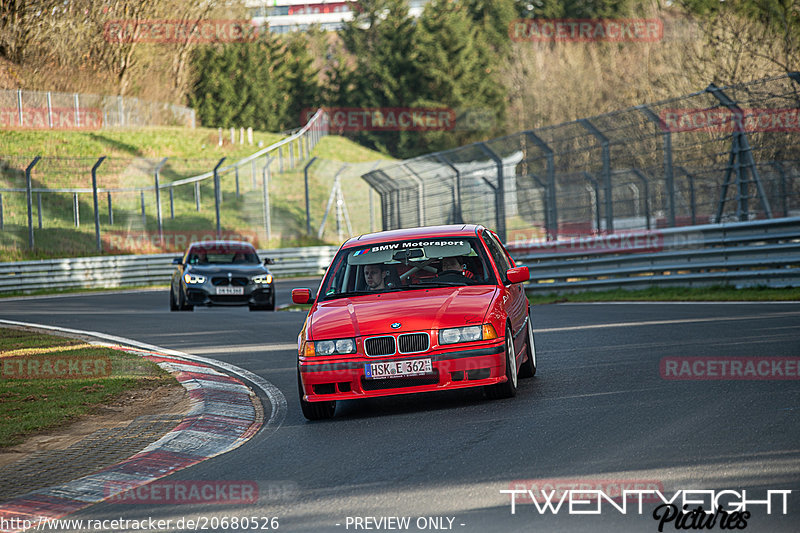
xmin=363 ymin=74 xmax=800 ymax=243
xmin=0 ymin=110 xmax=329 ymax=258
xmin=0 ymin=89 xmax=196 ymax=129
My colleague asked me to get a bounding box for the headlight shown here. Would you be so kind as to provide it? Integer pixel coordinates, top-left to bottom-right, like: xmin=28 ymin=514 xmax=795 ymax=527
xmin=312 ymin=338 xmax=356 ymax=356
xmin=252 ymin=274 xmax=273 ymax=284
xmin=183 ymin=273 xmax=206 ymax=284
xmin=439 ymin=324 xmax=497 ymax=345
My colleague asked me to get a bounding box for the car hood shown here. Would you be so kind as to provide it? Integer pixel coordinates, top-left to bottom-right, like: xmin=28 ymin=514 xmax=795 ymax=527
xmin=309 ymin=286 xmax=498 ymax=339
xmin=185 ymin=264 xmax=269 ymax=276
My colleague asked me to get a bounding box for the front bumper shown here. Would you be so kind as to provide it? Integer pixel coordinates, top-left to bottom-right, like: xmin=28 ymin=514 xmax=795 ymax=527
xmin=185 ymin=285 xmax=273 ymax=306
xmin=298 ymin=341 xmax=506 ymax=402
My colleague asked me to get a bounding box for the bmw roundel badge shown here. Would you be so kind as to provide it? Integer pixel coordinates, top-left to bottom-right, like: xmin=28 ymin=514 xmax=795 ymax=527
xmin=391 ymin=322 xmax=401 ymax=329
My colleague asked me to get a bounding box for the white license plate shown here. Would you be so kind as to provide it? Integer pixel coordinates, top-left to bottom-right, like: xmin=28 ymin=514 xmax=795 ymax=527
xmin=365 ymin=358 xmax=433 ymax=379
xmin=216 ymin=286 xmax=244 ymax=295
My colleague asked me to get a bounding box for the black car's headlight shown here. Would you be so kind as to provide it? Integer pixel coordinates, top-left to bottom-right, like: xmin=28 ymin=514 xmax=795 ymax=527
xmin=439 ymin=324 xmax=497 ymax=345
xmin=183 ymin=273 xmax=206 ymax=284
xmin=312 ymin=338 xmax=356 ymax=356
xmin=252 ymin=274 xmax=273 ymax=284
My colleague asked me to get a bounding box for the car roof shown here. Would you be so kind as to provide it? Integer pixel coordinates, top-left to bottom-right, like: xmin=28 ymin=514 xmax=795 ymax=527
xmin=342 ymin=224 xmax=485 ymax=249
xmin=188 ymin=240 xmax=256 ymax=248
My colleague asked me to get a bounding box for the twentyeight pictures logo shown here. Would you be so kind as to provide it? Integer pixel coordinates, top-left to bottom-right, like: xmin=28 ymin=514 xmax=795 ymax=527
xmin=509 ymin=19 xmax=663 ymax=42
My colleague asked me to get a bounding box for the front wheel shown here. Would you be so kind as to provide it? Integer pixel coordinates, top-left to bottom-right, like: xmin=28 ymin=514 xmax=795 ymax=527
xmin=485 ymin=325 xmax=518 ymax=399
xmin=169 ymin=287 xmax=178 ymax=311
xmin=298 ymin=369 xmax=336 ymax=420
xmin=519 ymin=316 xmax=537 ymax=378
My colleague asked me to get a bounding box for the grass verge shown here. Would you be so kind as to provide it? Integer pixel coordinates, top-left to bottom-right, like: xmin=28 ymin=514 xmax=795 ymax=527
xmin=528 ymin=285 xmax=800 ymax=304
xmin=0 ymin=327 xmax=175 ymax=447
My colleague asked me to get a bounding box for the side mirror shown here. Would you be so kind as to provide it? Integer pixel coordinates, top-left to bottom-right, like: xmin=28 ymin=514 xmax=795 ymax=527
xmin=292 ymin=288 xmax=314 ymax=305
xmin=506 ymin=266 xmax=529 ymax=284
xmin=172 ymin=257 xmax=182 ymax=265
xmin=263 ymin=257 xmax=275 ymax=265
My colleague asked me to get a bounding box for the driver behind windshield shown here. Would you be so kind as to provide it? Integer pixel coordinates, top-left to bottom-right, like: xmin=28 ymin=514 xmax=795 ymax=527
xmin=364 ymin=264 xmax=388 ymax=290
xmin=440 ymin=256 xmax=474 ymax=279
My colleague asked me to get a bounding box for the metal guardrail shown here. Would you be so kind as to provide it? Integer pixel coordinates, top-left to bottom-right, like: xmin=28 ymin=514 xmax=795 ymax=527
xmin=2 ymin=218 xmax=798 ymax=295
xmin=509 ymin=217 xmax=800 ymax=292
xmin=0 ymin=246 xmax=339 ymax=294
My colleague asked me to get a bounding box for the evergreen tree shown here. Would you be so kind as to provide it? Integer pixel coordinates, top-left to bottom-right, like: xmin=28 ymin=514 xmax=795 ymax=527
xmin=400 ymin=0 xmax=507 ymax=156
xmin=335 ymin=0 xmax=421 ymax=155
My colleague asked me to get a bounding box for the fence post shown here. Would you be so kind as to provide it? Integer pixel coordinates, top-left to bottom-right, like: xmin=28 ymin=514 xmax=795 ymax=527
xmin=0 ymin=193 xmax=3 ymax=229
xmin=169 ymin=187 xmax=175 ymax=219
xmin=523 ymin=131 xmax=558 ymax=239
xmin=477 ymin=143 xmax=506 ymax=242
xmin=107 ymin=192 xmax=113 ymax=224
xmin=17 ymin=89 xmax=23 ymax=126
xmin=75 ymin=94 xmax=81 ymax=128
xmin=213 ymin=158 xmax=226 ymax=238
xmin=73 ymin=193 xmax=80 ymax=227
xmin=583 ymin=172 xmax=602 ymax=232
xmin=25 ymin=156 xmax=41 ymax=249
xmin=154 ymin=157 xmax=168 ymax=246
xmin=637 ymin=105 xmax=675 ymax=228
xmin=140 ymin=190 xmax=146 ymax=229
xmin=580 ymin=119 xmax=613 ymax=233
xmin=47 ymin=92 xmax=53 ymax=128
xmin=91 ymin=157 xmax=106 ymax=252
xmin=37 ymin=192 xmax=43 ymax=228
xmin=402 ymin=163 xmax=426 ymax=227
xmin=304 ymin=157 xmax=317 ymax=235
xmin=262 ymin=157 xmax=273 ymax=244
xmin=235 ymin=164 xmax=240 ymax=199
xmin=436 ymin=154 xmax=464 ymax=225
xmin=195 ymin=182 xmax=201 ymax=211
xmin=628 ymin=169 xmax=652 ymax=230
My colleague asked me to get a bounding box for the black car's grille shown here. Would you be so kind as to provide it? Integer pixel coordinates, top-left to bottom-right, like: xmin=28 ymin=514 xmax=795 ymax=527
xmin=364 ymin=336 xmax=395 ymax=356
xmin=212 ymin=277 xmax=248 ymax=286
xmin=361 ymin=372 xmax=440 ymax=391
xmin=398 ymin=333 xmax=429 ymax=353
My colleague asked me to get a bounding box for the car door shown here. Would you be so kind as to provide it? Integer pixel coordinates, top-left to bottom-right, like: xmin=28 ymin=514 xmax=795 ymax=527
xmin=482 ymin=230 xmax=528 ymax=359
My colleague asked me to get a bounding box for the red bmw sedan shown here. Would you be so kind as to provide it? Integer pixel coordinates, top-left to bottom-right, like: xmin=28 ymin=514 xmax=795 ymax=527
xmin=292 ymin=224 xmax=536 ymax=420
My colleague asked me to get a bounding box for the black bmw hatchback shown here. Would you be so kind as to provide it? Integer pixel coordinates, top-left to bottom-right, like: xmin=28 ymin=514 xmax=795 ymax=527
xmin=170 ymin=241 xmax=275 ymax=311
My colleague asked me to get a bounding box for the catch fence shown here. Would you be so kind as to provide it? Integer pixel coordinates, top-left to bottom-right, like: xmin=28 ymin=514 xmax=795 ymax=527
xmin=363 ymin=74 xmax=800 ymax=243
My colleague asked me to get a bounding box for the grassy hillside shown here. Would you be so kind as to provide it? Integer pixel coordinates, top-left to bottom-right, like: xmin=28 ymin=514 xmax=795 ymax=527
xmin=0 ymin=129 xmax=392 ymax=261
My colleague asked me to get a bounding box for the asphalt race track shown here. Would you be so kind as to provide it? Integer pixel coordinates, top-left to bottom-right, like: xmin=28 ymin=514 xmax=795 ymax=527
xmin=1 ymin=285 xmax=799 ymax=533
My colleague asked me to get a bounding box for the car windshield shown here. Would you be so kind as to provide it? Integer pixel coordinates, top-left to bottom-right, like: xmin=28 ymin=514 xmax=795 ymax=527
xmin=187 ymin=245 xmax=259 ymax=265
xmin=319 ymin=237 xmax=496 ymax=299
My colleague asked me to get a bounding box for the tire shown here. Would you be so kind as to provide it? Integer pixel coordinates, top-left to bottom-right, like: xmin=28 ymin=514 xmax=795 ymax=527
xmin=249 ymin=293 xmax=275 ymax=312
xmin=169 ymin=287 xmax=178 ymax=311
xmin=298 ymin=369 xmax=336 ymax=420
xmin=178 ymin=286 xmax=194 ymax=311
xmin=485 ymin=325 xmax=518 ymax=399
xmin=519 ymin=315 xmax=537 ymax=379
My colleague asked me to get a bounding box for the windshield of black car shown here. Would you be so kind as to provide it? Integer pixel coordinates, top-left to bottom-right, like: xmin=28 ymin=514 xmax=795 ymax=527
xmin=319 ymin=237 xmax=496 ymax=299
xmin=186 ymin=246 xmax=260 ymax=265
